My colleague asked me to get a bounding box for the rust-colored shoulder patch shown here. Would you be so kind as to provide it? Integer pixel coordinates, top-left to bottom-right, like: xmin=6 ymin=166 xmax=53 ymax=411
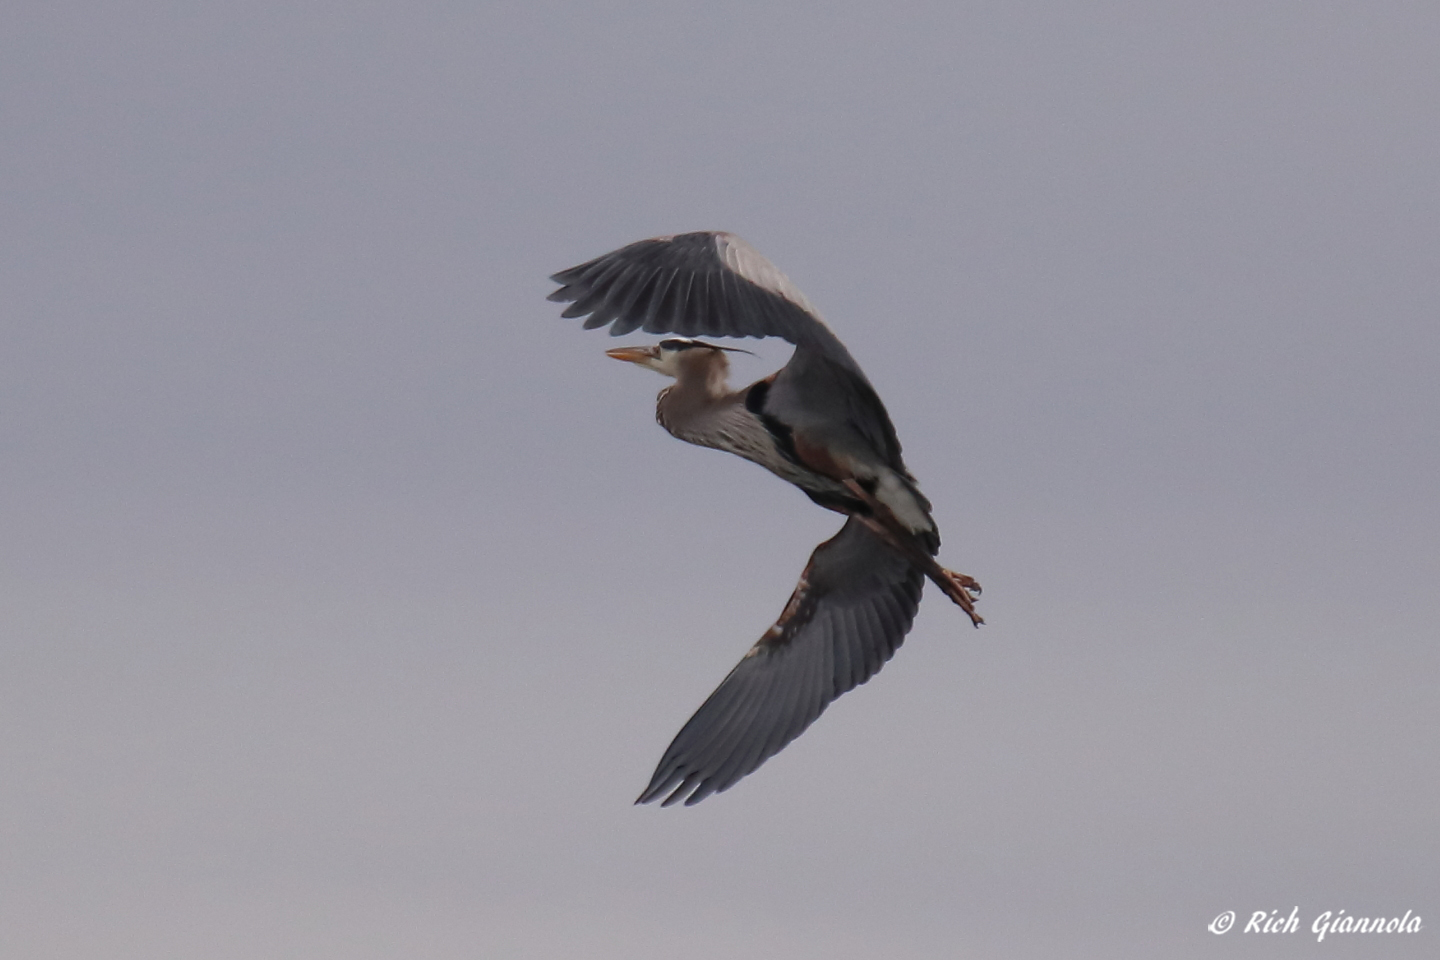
xmin=791 ymin=432 xmax=853 ymax=482
xmin=756 ymin=560 xmax=823 ymax=650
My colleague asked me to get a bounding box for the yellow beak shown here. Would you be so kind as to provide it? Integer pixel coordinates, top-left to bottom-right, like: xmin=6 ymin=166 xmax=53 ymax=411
xmin=605 ymin=345 xmax=659 ymax=365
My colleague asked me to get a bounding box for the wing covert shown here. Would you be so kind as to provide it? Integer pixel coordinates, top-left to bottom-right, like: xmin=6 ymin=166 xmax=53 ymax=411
xmin=636 ymin=517 xmax=924 ymax=806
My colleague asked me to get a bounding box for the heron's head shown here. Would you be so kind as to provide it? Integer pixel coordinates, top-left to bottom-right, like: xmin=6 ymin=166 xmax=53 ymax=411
xmin=605 ymin=337 xmax=749 ymax=382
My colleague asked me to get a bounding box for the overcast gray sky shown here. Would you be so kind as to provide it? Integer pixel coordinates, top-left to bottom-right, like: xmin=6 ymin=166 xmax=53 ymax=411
xmin=3 ymin=2 xmax=1437 ymax=958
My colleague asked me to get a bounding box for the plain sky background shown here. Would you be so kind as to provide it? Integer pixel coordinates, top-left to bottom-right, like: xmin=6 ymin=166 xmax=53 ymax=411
xmin=3 ymin=2 xmax=1437 ymax=957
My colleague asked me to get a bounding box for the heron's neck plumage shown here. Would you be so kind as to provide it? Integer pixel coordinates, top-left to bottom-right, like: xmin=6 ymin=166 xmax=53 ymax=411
xmin=655 ymin=362 xmax=733 ymax=440
xmin=654 ymin=351 xmax=733 ymax=441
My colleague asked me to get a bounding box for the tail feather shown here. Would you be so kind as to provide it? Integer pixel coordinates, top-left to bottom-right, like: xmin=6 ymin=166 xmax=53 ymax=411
xmin=874 ymin=470 xmax=939 ymax=554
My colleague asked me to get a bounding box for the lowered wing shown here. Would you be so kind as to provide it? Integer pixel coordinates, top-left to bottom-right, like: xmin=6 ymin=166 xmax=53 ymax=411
xmin=637 ymin=517 xmax=924 ymax=806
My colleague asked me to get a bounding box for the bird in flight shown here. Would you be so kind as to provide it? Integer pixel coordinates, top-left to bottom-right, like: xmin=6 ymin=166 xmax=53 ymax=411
xmin=548 ymin=231 xmax=982 ymax=806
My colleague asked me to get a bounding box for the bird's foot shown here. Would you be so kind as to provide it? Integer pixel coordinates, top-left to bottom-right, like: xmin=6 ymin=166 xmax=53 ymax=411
xmin=940 ymin=568 xmax=984 ymax=628
xmin=948 ymin=571 xmax=981 ymax=596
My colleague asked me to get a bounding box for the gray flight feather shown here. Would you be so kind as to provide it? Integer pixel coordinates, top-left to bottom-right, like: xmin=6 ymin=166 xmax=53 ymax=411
xmin=635 ymin=518 xmax=923 ymax=806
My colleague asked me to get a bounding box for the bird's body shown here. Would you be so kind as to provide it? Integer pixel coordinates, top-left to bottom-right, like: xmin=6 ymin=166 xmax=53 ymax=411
xmin=549 ymin=231 xmax=981 ymax=806
xmin=643 ymin=349 xmax=865 ymax=515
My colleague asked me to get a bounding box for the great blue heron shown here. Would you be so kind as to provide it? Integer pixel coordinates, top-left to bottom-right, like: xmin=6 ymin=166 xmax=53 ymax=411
xmin=549 ymin=231 xmax=982 ymax=806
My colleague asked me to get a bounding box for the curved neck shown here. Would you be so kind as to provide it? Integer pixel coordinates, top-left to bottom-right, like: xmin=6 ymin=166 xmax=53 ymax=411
xmin=656 ymin=351 xmax=734 ymax=439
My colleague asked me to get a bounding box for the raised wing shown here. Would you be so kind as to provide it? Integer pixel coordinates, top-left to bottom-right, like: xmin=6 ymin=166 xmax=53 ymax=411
xmin=548 ymin=231 xmax=865 ymax=370
xmin=636 ymin=517 xmax=924 ymax=806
